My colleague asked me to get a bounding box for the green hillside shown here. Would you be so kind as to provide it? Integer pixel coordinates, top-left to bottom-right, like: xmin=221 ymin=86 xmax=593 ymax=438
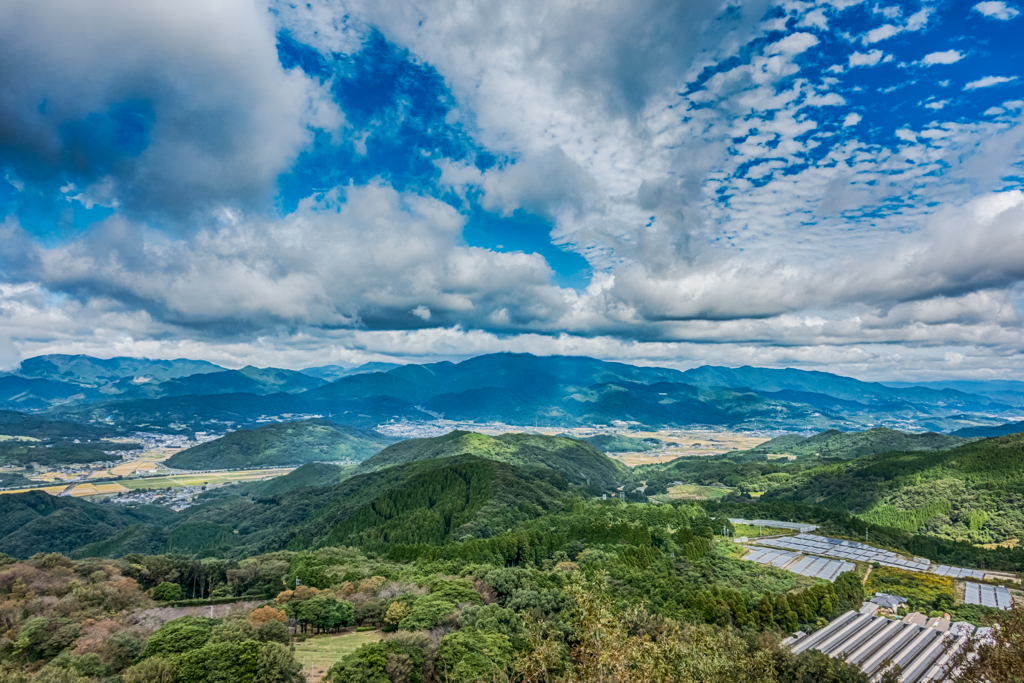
xmin=357 ymin=430 xmax=627 ymax=488
xmin=582 ymin=434 xmax=659 ymax=453
xmin=742 ymin=427 xmax=968 ymax=459
xmin=757 ymin=433 xmax=1024 ymax=543
xmin=0 ymin=491 xmax=173 ymax=558
xmin=165 ymin=419 xmax=395 ymax=470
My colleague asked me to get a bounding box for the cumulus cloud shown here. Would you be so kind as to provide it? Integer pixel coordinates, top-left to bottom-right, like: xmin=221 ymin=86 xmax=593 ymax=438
xmin=0 ymin=183 xmax=571 ymax=332
xmin=849 ymin=50 xmax=887 ymax=67
xmin=0 ymin=0 xmax=340 ymax=219
xmin=964 ymin=76 xmax=1019 ymax=90
xmin=922 ymin=50 xmax=964 ymax=66
xmin=973 ymin=1 xmax=1020 ymax=19
xmin=1 ymin=0 xmax=1023 ymax=380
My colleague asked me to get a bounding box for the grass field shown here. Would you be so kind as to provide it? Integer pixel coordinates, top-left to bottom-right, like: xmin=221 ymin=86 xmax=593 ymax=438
xmin=293 ymin=631 xmax=382 ymax=681
xmin=120 ymin=468 xmax=294 ymax=490
xmin=732 ymin=524 xmax=796 ymax=537
xmin=667 ymin=483 xmax=735 ymax=500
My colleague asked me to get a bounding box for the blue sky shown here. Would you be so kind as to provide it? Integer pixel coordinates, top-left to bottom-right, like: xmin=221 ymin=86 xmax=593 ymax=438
xmin=0 ymin=0 xmax=1022 ymax=379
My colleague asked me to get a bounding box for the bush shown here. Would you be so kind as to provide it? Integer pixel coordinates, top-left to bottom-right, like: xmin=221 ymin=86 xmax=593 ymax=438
xmin=122 ymin=657 xmax=177 ymax=683
xmin=139 ymin=617 xmax=216 ymax=659
xmin=399 ymin=595 xmax=457 ymax=630
xmin=152 ymin=582 xmax=182 ymax=602
xmin=356 ymin=626 xmax=376 ymax=632
xmin=102 ymin=631 xmax=142 ymax=671
xmin=257 ymin=621 xmax=291 ymax=645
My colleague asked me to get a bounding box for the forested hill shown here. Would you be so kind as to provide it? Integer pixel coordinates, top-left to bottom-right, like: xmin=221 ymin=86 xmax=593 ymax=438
xmin=759 ymin=432 xmax=1024 ymax=543
xmin=738 ymin=427 xmax=968 ymax=459
xmin=0 ymin=491 xmax=174 ymax=557
xmin=356 ymin=431 xmax=627 ymax=488
xmin=165 ymin=419 xmax=395 ymax=470
xmin=72 ymin=454 xmax=574 ymax=559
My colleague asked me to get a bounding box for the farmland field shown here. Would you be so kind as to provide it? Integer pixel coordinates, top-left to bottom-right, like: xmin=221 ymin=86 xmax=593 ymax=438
xmin=119 ymin=468 xmax=294 ymax=490
xmin=667 ymin=483 xmax=735 ymax=500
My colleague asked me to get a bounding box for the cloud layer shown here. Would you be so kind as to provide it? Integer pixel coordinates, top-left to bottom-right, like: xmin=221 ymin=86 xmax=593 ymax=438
xmin=0 ymin=0 xmax=1023 ymax=379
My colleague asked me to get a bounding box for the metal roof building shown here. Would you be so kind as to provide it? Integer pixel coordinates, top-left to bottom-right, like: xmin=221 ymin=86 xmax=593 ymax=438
xmin=750 ymin=533 xmax=933 ymax=571
xmin=789 ymin=604 xmax=986 ymax=682
xmin=739 ymin=546 xmax=855 ymax=582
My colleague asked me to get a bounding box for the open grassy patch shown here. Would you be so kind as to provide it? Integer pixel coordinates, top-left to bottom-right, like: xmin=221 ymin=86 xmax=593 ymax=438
xmin=667 ymin=483 xmax=735 ymax=500
xmin=292 ymin=630 xmax=383 ymax=681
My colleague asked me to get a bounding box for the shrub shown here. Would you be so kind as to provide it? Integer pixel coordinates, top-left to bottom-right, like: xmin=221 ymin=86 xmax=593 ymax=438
xmin=122 ymin=657 xmax=177 ymax=683
xmin=152 ymin=582 xmax=182 ymax=602
xmin=139 ymin=617 xmax=216 ymax=659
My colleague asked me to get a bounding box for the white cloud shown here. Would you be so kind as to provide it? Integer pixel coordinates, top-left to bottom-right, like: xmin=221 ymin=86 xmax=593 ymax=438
xmin=849 ymin=50 xmax=886 ymax=67
xmin=0 ymin=0 xmax=341 ymax=217
xmin=964 ymin=75 xmax=1019 ymax=90
xmin=863 ymin=24 xmax=900 ymax=43
xmin=922 ymin=50 xmax=964 ymax=66
xmin=905 ymin=8 xmax=931 ymax=30
xmin=843 ymin=112 xmax=862 ymax=126
xmin=924 ymin=100 xmax=949 ymax=110
xmin=798 ymin=8 xmax=829 ymax=30
xmin=766 ymin=32 xmax=820 ymax=55
xmin=973 ymin=1 xmax=1021 ymax=19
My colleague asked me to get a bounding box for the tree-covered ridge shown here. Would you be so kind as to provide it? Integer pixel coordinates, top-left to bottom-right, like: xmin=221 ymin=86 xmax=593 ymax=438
xmin=758 ymin=432 xmax=1024 ymax=543
xmin=0 ymin=492 xmax=174 ymax=558
xmin=0 ymin=410 xmax=142 ymax=467
xmin=640 ymin=433 xmax=1024 ymax=546
xmin=357 ymin=431 xmax=628 ymax=489
xmin=165 ymin=419 xmax=395 ymax=470
xmin=738 ymin=427 xmax=968 ymax=460
xmin=0 ymin=410 xmax=119 ymax=440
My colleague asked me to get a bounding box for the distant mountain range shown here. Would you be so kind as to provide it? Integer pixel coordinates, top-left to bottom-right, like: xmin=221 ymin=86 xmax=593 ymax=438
xmin=2 ymin=352 xmax=1022 ymax=433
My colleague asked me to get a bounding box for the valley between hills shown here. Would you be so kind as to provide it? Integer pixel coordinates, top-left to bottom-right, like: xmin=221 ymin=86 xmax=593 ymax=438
xmin=0 ymin=352 xmax=1022 ymax=683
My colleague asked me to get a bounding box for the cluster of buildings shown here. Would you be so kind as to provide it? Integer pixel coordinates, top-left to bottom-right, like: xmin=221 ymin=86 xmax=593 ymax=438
xmin=107 ymin=484 xmax=207 ymax=511
xmin=787 ymin=602 xmax=989 ymax=682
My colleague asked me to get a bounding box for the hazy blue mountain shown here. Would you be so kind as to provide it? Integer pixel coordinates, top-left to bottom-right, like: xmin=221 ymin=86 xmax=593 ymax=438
xmin=37 ymin=353 xmax=1024 ymax=432
xmin=300 ymin=362 xmax=403 ymax=381
xmin=952 ymin=420 xmax=1024 ymax=438
xmin=679 ymin=365 xmax=1011 ymax=412
xmin=10 ymin=354 xmax=224 ymax=385
xmin=885 ymin=380 xmax=1024 ymax=408
xmin=159 ymin=366 xmax=324 ymax=396
xmin=165 ymin=419 xmax=394 ymax=469
xmin=0 ymin=376 xmax=92 ymax=411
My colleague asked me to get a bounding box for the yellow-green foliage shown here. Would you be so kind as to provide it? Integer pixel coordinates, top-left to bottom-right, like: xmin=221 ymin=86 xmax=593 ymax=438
xmin=865 ymin=567 xmax=954 ymax=613
xmin=859 ymin=501 xmax=952 ymax=532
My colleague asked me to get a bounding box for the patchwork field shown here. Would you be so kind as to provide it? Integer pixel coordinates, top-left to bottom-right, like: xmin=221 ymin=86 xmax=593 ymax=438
xmin=608 ymin=430 xmax=770 ymax=466
xmin=292 ymin=630 xmax=383 ymax=682
xmin=66 ymin=482 xmax=131 ymax=497
xmin=119 ymin=468 xmax=294 ymax=490
xmin=667 ymin=483 xmax=736 ymax=500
